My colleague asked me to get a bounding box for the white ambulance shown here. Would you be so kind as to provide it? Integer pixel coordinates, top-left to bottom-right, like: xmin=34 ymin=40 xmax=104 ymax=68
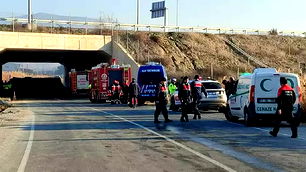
xmin=226 ymin=68 xmax=302 ymax=126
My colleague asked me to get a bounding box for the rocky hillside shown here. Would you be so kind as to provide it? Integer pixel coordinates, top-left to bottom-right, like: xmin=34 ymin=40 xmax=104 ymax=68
xmin=118 ymin=32 xmax=306 ymax=79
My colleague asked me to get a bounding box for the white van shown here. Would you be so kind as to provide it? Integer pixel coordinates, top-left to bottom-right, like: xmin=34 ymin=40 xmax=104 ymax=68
xmin=226 ymin=68 xmax=302 ymax=126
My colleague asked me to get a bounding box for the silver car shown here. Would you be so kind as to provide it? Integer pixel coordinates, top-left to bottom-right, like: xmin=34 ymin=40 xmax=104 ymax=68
xmin=198 ymin=80 xmax=227 ymax=111
xmin=173 ymin=80 xmax=227 ymax=112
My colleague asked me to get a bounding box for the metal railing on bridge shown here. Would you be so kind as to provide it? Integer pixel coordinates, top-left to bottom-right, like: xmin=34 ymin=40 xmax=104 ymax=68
xmin=0 ymin=17 xmax=306 ymax=37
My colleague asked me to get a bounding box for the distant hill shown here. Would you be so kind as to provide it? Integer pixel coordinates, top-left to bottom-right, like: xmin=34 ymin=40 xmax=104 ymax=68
xmin=18 ymin=13 xmax=99 ymax=22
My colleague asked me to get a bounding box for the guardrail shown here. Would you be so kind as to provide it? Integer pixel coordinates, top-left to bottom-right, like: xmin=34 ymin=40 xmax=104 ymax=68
xmin=1 ymin=17 xmax=306 ymax=37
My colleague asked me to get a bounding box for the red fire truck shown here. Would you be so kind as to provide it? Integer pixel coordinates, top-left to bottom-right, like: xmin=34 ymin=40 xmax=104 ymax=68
xmin=88 ymin=60 xmax=132 ymax=103
xmin=69 ymin=70 xmax=89 ymax=96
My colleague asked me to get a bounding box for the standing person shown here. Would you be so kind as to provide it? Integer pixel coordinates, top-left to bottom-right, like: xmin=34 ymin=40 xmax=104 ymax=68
xmin=111 ymin=80 xmax=122 ymax=104
xmin=228 ymin=77 xmax=237 ymax=95
xmin=121 ymin=80 xmax=129 ymax=104
xmin=154 ymin=77 xmax=172 ymax=123
xmin=190 ymin=75 xmax=207 ymax=120
xmin=168 ymin=78 xmax=178 ymax=110
xmin=222 ymin=79 xmax=231 ymax=99
xmin=178 ymin=76 xmax=192 ymax=122
xmin=129 ymin=78 xmax=140 ymax=108
xmin=269 ymin=77 xmax=298 ymax=138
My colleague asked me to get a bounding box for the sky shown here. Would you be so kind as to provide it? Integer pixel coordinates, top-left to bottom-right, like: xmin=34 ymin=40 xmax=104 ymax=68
xmin=0 ymin=0 xmax=305 ymax=31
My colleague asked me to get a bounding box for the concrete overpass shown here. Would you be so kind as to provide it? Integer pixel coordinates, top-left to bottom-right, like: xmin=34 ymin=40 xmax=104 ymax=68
xmin=0 ymin=31 xmax=113 ymax=85
xmin=0 ymin=31 xmax=140 ymax=86
xmin=0 ymin=31 xmax=112 ymax=52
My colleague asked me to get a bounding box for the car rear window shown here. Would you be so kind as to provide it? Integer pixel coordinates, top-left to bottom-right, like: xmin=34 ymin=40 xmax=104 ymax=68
xmin=202 ymin=82 xmax=222 ymax=89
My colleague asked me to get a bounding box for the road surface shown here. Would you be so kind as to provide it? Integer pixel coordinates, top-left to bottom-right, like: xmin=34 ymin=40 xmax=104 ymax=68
xmin=0 ymin=100 xmax=305 ymax=172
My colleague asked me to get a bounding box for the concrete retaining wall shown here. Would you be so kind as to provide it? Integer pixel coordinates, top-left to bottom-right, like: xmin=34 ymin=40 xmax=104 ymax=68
xmin=112 ymin=41 xmax=140 ymax=79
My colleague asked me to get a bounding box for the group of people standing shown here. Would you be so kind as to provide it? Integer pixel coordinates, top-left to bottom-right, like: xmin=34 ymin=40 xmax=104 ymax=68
xmin=109 ymin=78 xmax=140 ymax=108
xmin=154 ymin=75 xmax=207 ymax=124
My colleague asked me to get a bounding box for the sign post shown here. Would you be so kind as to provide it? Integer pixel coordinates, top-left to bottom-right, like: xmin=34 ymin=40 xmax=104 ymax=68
xmin=28 ymin=0 xmax=32 ymax=30
xmin=150 ymin=1 xmax=168 ymax=32
xmin=164 ymin=5 xmax=168 ymax=32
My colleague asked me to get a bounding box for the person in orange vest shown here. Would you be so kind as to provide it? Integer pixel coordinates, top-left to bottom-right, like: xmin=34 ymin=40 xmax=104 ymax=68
xmin=178 ymin=76 xmax=192 ymax=122
xmin=111 ymin=80 xmax=122 ymax=104
xmin=190 ymin=75 xmax=207 ymax=119
xmin=270 ymin=77 xmax=298 ymax=138
xmin=154 ymin=77 xmax=173 ymax=124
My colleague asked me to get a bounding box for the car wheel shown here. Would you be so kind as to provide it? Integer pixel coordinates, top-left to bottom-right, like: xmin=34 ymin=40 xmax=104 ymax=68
xmin=225 ymin=109 xmax=239 ymax=122
xmin=244 ymin=109 xmax=255 ymax=127
xmin=218 ymin=106 xmax=227 ymax=113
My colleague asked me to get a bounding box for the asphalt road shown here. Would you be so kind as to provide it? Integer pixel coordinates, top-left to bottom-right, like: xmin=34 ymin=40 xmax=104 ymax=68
xmin=0 ymin=100 xmax=305 ymax=172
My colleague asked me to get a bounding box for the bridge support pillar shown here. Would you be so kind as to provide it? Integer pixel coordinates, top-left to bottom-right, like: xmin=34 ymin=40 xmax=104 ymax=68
xmin=0 ymin=64 xmax=2 ymax=83
xmin=64 ymin=66 xmax=72 ymax=88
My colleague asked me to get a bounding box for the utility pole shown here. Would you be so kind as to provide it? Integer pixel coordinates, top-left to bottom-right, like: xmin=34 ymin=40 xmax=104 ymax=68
xmin=12 ymin=12 xmax=15 ymax=32
xmin=136 ymin=0 xmax=140 ymax=31
xmin=176 ymin=0 xmax=179 ymax=26
xmin=28 ymin=0 xmax=32 ymax=30
xmin=164 ymin=0 xmax=168 ymax=32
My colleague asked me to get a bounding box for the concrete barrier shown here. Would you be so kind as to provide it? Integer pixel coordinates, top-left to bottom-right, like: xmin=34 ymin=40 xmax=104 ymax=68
xmin=112 ymin=41 xmax=140 ymax=79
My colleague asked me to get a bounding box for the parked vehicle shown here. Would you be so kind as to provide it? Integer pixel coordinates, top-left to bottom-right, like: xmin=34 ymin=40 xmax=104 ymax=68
xmin=137 ymin=62 xmax=167 ymax=105
xmin=226 ymin=68 xmax=302 ymax=126
xmin=198 ymin=80 xmax=227 ymax=111
xmin=69 ymin=70 xmax=89 ymax=96
xmin=173 ymin=80 xmax=227 ymax=112
xmin=89 ymin=60 xmax=132 ymax=103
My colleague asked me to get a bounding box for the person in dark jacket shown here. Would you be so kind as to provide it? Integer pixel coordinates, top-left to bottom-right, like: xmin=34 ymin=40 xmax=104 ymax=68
xmin=190 ymin=75 xmax=208 ymax=119
xmin=121 ymin=80 xmax=129 ymax=104
xmin=178 ymin=76 xmax=192 ymax=122
xmin=129 ymin=78 xmax=140 ymax=108
xmin=269 ymin=77 xmax=298 ymax=138
xmin=154 ymin=77 xmax=172 ymax=123
xmin=222 ymin=79 xmax=231 ymax=99
xmin=228 ymin=77 xmax=237 ymax=95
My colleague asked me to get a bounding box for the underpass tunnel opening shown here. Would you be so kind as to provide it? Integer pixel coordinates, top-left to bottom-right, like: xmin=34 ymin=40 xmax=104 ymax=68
xmin=2 ymin=62 xmax=65 ymax=81
xmin=2 ymin=62 xmax=67 ymax=99
xmin=0 ymin=48 xmax=112 ymax=99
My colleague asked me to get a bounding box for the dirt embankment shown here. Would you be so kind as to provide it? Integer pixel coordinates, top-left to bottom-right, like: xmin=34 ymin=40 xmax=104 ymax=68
xmin=119 ymin=32 xmax=306 ymax=79
xmin=225 ymin=34 xmax=306 ymax=73
xmin=118 ymin=32 xmax=306 ymax=113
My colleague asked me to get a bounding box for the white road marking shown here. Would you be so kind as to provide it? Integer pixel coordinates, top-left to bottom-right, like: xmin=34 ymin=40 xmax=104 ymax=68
xmin=17 ymin=114 xmax=35 ymax=172
xmin=92 ymin=108 xmax=237 ymax=172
